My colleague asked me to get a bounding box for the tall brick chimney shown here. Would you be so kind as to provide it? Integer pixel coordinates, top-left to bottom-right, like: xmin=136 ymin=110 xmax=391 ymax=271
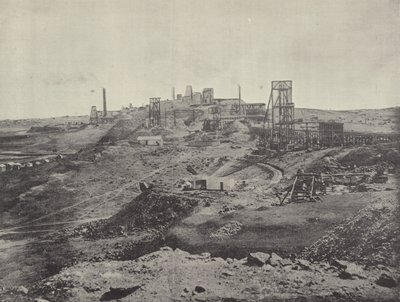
xmin=103 ymin=88 xmax=107 ymax=117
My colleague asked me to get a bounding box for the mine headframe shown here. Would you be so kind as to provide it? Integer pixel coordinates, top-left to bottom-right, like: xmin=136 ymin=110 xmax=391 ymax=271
xmin=263 ymin=81 xmax=295 ymax=152
xmin=89 ymin=106 xmax=99 ymax=124
xmin=149 ymin=97 xmax=161 ymax=127
xmin=203 ymin=106 xmax=221 ymax=131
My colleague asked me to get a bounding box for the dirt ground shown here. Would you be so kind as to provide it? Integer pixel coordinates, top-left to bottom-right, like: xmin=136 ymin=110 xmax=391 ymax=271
xmin=0 ymin=108 xmax=399 ymax=301
xmin=167 ymin=191 xmax=388 ymax=259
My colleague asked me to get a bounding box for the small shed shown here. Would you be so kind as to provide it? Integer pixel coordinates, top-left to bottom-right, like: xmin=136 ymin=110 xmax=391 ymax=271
xmin=190 ymin=176 xmax=235 ymax=191
xmin=0 ymin=164 xmax=6 ymax=172
xmin=137 ymin=135 xmax=164 ymax=146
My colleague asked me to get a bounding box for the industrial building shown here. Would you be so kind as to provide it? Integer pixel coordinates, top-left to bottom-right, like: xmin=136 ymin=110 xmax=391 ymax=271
xmin=89 ymin=88 xmax=118 ymax=124
xmin=260 ymin=81 xmax=399 ymax=152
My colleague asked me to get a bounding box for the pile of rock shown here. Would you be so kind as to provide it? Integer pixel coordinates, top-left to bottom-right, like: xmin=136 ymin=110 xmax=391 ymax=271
xmin=247 ymin=252 xmax=311 ymax=272
xmin=5 ymin=248 xmax=398 ymax=302
xmin=246 ymin=252 xmax=398 ymax=289
xmin=210 ymin=221 xmax=243 ymax=240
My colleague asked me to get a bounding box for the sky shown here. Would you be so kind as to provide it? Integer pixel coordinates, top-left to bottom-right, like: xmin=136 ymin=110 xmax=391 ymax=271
xmin=0 ymin=0 xmax=399 ymax=119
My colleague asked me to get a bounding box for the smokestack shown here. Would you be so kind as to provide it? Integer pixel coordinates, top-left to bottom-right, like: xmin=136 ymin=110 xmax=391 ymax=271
xmin=103 ymin=88 xmax=107 ymax=117
xmin=172 ymin=87 xmax=175 ymax=101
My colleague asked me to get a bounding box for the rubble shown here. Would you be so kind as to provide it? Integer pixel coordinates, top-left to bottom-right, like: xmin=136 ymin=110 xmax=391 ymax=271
xmin=279 ymin=258 xmax=292 ymax=267
xmin=23 ymin=248 xmax=399 ymax=302
xmin=194 ymin=285 xmax=206 ymax=293
xmin=75 ymin=192 xmax=199 ymax=239
xmin=331 ymin=259 xmax=349 ymax=270
xmin=247 ymin=252 xmax=270 ymax=266
xmin=301 ymin=191 xmax=399 ymax=267
xmin=376 ymin=273 xmax=398 ymax=288
xmin=296 ymin=259 xmax=311 ymax=270
xmin=99 ymin=286 xmax=141 ymax=301
xmin=338 ymin=262 xmax=367 ymax=280
xmin=210 ymin=221 xmax=243 ymax=240
xmin=268 ymin=252 xmax=283 ymax=267
xmin=15 ymin=286 xmax=28 ymax=295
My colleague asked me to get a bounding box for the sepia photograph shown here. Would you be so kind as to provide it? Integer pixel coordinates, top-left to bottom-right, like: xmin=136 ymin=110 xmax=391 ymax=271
xmin=0 ymin=0 xmax=399 ymax=301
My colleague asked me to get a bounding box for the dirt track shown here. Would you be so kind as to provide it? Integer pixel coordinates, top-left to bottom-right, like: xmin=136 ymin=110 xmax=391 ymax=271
xmin=257 ymin=162 xmax=283 ymax=188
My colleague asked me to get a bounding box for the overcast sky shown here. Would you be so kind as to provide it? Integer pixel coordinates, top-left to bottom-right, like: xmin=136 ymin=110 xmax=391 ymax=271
xmin=0 ymin=0 xmax=399 ymax=119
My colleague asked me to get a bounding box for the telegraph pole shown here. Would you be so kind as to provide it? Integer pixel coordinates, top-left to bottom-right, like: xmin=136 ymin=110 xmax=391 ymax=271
xmin=305 ymin=122 xmax=309 ymax=150
xmin=238 ymin=85 xmax=241 ymax=115
xmin=174 ymin=110 xmax=176 ymax=127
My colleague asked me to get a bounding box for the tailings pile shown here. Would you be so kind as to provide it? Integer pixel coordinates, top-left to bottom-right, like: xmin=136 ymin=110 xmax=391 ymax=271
xmin=72 ymin=192 xmax=199 ymax=239
xmin=339 ymin=145 xmax=400 ymax=170
xmin=302 ymin=191 xmax=399 ymax=267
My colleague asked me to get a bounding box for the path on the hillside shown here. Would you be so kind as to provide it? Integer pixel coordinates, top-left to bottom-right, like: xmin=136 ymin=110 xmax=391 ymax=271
xmin=256 ymin=162 xmax=283 ymax=188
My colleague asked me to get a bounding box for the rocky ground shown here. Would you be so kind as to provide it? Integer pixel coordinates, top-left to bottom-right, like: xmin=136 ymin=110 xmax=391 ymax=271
xmin=302 ymin=191 xmax=400 ymax=268
xmin=2 ymin=247 xmax=398 ymax=302
xmin=0 ymin=108 xmax=399 ymax=301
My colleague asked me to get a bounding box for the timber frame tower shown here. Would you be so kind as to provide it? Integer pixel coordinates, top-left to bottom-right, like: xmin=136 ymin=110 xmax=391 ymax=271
xmin=264 ymin=81 xmax=295 ymax=151
xmin=149 ymin=98 xmax=161 ymax=127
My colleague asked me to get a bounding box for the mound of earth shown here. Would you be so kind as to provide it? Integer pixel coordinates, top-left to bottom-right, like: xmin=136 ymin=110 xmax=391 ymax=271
xmin=302 ymin=191 xmax=399 ymax=267
xmin=339 ymin=145 xmax=400 ymax=168
xmin=222 ymin=120 xmax=251 ymax=141
xmin=129 ymin=128 xmax=175 ymax=141
xmin=16 ymin=248 xmax=399 ymax=302
xmin=99 ymin=116 xmax=146 ymax=144
xmin=72 ymin=192 xmax=199 ymax=239
xmin=305 ymin=144 xmax=400 ymax=175
xmin=107 ymin=192 xmax=198 ymax=230
xmin=27 ymin=125 xmax=65 ymax=133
